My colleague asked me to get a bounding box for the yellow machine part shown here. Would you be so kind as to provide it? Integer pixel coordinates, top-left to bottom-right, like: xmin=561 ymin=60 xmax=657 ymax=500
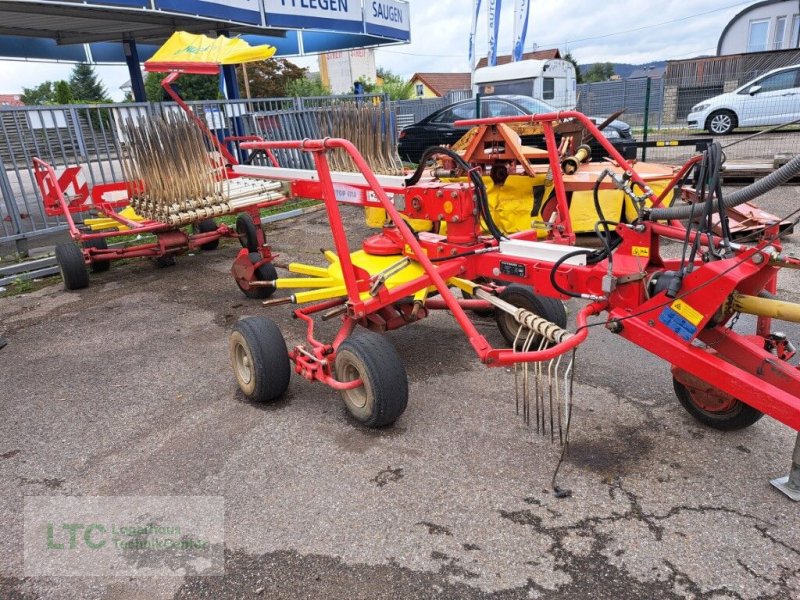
xmin=277 ymin=249 xmax=433 ymax=304
xmin=83 ymin=206 xmax=145 ymax=232
xmin=569 ymin=179 xmax=675 ymax=232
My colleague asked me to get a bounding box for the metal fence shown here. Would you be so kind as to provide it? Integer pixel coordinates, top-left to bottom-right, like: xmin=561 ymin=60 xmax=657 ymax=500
xmin=0 ymin=93 xmax=385 ymax=254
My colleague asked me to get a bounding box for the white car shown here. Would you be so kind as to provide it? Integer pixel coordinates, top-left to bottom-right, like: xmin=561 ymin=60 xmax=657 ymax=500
xmin=687 ymin=64 xmax=800 ymax=135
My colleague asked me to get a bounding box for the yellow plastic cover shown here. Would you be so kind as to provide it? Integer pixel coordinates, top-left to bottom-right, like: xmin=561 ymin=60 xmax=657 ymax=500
xmin=146 ymin=31 xmax=276 ymax=68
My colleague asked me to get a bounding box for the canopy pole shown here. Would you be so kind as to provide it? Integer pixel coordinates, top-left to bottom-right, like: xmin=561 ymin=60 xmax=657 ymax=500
xmin=123 ymin=39 xmax=146 ymax=103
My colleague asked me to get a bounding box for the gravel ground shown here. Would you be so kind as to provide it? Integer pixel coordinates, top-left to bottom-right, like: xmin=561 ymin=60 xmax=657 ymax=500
xmin=1 ymin=185 xmax=799 ymax=599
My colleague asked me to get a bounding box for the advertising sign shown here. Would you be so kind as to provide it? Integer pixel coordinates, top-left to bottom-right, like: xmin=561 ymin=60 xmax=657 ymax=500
xmin=364 ymin=1 xmax=410 ymax=41
xmin=155 ymin=0 xmax=262 ymax=26
xmin=264 ymin=0 xmax=364 ymax=34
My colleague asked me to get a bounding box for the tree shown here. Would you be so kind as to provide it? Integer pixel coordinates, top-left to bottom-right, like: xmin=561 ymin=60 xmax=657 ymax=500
xmin=563 ymin=52 xmax=583 ymax=84
xmin=144 ymin=71 xmax=219 ymax=102
xmin=286 ymin=77 xmax=331 ymax=97
xmin=584 ymin=62 xmax=615 ymax=83
xmin=20 ymin=81 xmax=56 ymax=105
xmin=54 ymin=80 xmax=73 ymax=105
xmin=357 ymin=68 xmax=414 ymax=100
xmin=69 ymin=63 xmax=110 ymax=103
xmin=237 ymin=59 xmax=307 ymax=98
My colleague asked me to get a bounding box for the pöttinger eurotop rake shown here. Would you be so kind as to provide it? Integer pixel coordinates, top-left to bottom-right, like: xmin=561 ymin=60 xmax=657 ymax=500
xmin=227 ymin=111 xmax=800 ymax=500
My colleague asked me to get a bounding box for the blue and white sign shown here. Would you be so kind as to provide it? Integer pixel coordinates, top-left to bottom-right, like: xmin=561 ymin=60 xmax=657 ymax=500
xmin=155 ymin=0 xmax=262 ymax=26
xmin=264 ymin=0 xmax=364 ymax=34
xmin=365 ymin=1 xmax=410 ymax=41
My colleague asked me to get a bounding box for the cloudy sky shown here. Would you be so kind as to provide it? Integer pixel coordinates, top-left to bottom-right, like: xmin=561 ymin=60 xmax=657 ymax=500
xmin=0 ymin=0 xmax=755 ymax=101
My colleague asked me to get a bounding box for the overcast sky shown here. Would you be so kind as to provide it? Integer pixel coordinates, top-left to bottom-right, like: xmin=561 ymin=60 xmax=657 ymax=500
xmin=0 ymin=0 xmax=754 ymax=101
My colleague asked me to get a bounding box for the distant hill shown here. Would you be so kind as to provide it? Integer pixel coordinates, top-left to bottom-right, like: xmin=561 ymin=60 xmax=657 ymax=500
xmin=579 ymin=61 xmax=667 ymax=79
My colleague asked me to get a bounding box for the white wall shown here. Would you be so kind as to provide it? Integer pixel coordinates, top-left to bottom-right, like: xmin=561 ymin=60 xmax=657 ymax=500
xmin=719 ymin=0 xmax=800 ymax=55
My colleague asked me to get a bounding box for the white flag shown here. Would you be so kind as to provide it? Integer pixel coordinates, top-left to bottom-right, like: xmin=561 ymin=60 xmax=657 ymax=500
xmin=487 ymin=0 xmax=502 ymax=67
xmin=512 ymin=0 xmax=531 ymax=62
xmin=468 ymin=0 xmax=482 ymax=70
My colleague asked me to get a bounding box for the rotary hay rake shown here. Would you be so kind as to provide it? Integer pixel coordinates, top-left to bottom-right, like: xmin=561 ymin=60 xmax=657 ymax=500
xmin=225 ymin=108 xmax=800 ymax=500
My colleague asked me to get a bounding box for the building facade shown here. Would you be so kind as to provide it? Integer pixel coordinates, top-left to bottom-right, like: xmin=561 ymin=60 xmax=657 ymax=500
xmin=718 ymin=0 xmax=800 ymax=55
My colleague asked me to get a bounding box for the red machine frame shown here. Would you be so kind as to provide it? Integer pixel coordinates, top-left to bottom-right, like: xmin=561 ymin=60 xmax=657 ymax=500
xmin=237 ymin=112 xmax=800 ymax=435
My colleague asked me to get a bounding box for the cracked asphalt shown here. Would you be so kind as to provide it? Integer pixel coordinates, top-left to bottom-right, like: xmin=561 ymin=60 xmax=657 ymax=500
xmin=1 ymin=187 xmax=800 ymax=599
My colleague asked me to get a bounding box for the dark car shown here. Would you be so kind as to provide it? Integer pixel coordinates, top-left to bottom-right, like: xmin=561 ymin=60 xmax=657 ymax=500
xmin=398 ymin=95 xmax=637 ymax=164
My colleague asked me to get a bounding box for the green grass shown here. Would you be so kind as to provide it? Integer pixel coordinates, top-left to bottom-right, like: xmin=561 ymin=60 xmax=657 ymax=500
xmin=0 ymin=276 xmax=58 ymax=298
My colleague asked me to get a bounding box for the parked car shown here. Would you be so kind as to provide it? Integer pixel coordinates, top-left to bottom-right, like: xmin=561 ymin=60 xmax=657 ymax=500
xmin=397 ymin=95 xmax=637 ymax=163
xmin=687 ymin=64 xmax=800 ymax=135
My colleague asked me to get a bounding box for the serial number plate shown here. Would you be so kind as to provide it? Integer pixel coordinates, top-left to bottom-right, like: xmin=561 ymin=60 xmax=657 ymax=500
xmin=500 ymin=261 xmax=527 ymax=278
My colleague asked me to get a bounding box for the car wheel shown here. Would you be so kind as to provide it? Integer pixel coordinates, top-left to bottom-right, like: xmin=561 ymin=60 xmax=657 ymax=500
xmin=706 ymin=110 xmax=736 ymax=135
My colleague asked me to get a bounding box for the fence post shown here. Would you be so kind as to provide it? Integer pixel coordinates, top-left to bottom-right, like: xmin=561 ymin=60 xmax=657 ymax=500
xmin=0 ymin=154 xmax=27 ymax=257
xmin=642 ymin=76 xmax=652 ymax=163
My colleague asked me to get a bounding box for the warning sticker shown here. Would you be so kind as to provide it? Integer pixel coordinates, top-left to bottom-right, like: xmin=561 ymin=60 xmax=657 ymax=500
xmin=631 ymin=246 xmax=650 ymax=257
xmin=670 ymin=299 xmax=704 ymax=326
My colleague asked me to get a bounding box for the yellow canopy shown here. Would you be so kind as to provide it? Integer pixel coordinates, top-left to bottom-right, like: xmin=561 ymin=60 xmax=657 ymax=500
xmin=145 ymin=31 xmax=276 ymax=72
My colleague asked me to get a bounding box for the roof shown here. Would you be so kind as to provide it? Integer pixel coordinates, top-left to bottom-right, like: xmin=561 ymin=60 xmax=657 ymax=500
xmin=0 ymin=94 xmax=23 ymax=106
xmin=475 ymin=48 xmax=561 ymax=69
xmin=628 ymin=66 xmax=665 ymax=79
xmin=410 ymin=72 xmax=472 ymax=96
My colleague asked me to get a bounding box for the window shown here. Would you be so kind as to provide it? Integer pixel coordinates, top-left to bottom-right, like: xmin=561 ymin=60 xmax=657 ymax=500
xmin=433 ymin=103 xmax=476 ymax=124
xmin=755 ymin=69 xmax=798 ymax=92
xmin=542 ymin=77 xmax=555 ymax=100
xmin=748 ymin=19 xmax=770 ymax=52
xmin=415 ymin=83 xmax=424 ymax=97
xmin=774 ymin=16 xmax=787 ymax=49
xmin=793 ymin=15 xmax=800 ymax=47
xmin=482 ymin=100 xmax=524 ymax=117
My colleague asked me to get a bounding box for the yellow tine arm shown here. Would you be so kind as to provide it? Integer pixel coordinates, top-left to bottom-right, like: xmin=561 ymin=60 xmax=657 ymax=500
xmin=448 ymin=277 xmax=478 ymax=295
xmin=288 ymin=263 xmax=330 ymax=278
xmin=323 ymin=249 xmax=338 ymax=264
xmin=274 ymin=277 xmax=341 ymax=289
xmin=293 ymin=286 xmax=348 ymax=304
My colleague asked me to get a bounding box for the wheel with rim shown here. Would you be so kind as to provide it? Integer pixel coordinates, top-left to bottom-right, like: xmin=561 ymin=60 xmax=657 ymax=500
xmin=195 ymin=219 xmax=220 ymax=251
xmin=83 ymin=238 xmax=110 ymax=273
xmin=495 ymin=284 xmax=567 ymax=348
xmin=237 ymin=252 xmax=277 ymax=299
xmin=706 ymin=110 xmax=737 ymax=135
xmin=335 ymin=331 xmax=408 ymax=428
xmin=236 ymin=213 xmax=260 ymax=252
xmin=672 ymin=376 xmax=763 ymax=431
xmin=230 ymin=316 xmax=290 ymax=403
xmin=55 ymin=241 xmax=89 ymax=290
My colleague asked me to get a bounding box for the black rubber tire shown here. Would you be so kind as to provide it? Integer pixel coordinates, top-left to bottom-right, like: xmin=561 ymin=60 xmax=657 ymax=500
xmin=154 ymin=255 xmax=176 ymax=268
xmin=83 ymin=238 xmax=111 ymax=273
xmin=238 ymin=252 xmax=277 ymax=299
xmin=335 ymin=330 xmax=408 ymax=428
xmin=230 ymin=316 xmax=290 ymax=403
xmin=672 ymin=377 xmax=764 ymax=431
xmin=706 ymin=110 xmax=737 ymax=135
xmin=55 ymin=241 xmax=89 ymax=290
xmin=195 ymin=219 xmax=220 ymax=251
xmin=495 ymin=284 xmax=567 ymax=348
xmin=236 ymin=213 xmax=260 ymax=252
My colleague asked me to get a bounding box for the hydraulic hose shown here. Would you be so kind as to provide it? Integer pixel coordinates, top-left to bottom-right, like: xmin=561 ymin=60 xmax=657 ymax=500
xmin=647 ymin=153 xmax=800 ymax=221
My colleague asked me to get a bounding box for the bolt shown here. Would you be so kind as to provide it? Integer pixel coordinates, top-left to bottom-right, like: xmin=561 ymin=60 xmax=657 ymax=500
xmin=451 ymin=191 xmax=458 ymax=199
xmin=436 ymin=190 xmax=444 ymax=198
xmin=607 ymin=320 xmax=623 ymax=334
xmin=752 ymin=253 xmax=765 ymax=264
